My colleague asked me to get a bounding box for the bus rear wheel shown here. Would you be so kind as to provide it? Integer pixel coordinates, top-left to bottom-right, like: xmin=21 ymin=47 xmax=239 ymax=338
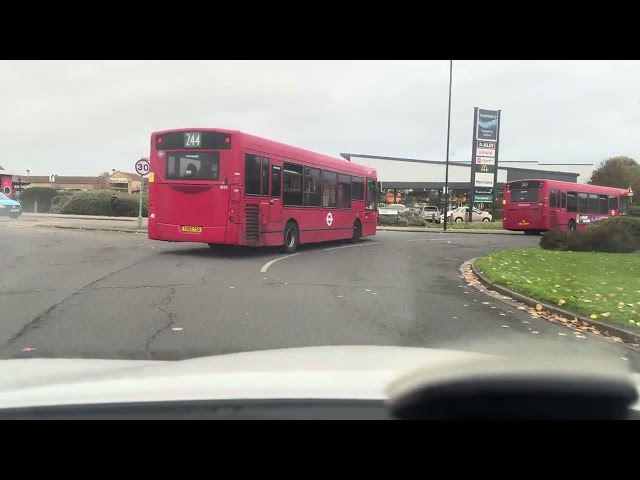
xmin=350 ymin=220 xmax=362 ymax=243
xmin=283 ymin=221 xmax=299 ymax=254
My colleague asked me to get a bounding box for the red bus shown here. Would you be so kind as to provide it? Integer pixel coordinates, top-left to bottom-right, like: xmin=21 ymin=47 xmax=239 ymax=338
xmin=147 ymin=128 xmax=378 ymax=252
xmin=503 ymin=179 xmax=632 ymax=234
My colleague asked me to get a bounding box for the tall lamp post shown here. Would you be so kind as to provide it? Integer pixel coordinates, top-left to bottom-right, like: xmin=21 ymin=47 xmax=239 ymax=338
xmin=443 ymin=60 xmax=453 ymax=231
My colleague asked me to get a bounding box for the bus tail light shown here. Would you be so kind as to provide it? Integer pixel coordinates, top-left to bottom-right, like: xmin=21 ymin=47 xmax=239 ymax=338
xmin=231 ymin=187 xmax=241 ymax=203
xmin=229 ymin=206 xmax=236 ymax=215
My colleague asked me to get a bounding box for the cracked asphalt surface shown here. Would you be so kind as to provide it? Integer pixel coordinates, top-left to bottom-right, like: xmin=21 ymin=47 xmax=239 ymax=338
xmin=1 ymin=220 xmax=639 ymax=371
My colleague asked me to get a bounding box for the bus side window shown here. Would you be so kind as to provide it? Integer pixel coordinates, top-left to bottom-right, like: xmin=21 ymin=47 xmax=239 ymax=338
xmin=567 ymin=192 xmax=577 ymax=213
xmin=338 ymin=174 xmax=351 ymax=209
xmin=271 ymin=165 xmax=282 ymax=199
xmin=620 ymin=196 xmax=629 ymax=215
xmin=608 ymin=195 xmax=618 ymax=212
xmin=244 ymin=153 xmax=261 ymax=196
xmin=261 ymin=157 xmax=269 ymax=197
xmin=560 ymin=192 xmax=567 ymax=209
xmin=588 ymin=194 xmax=598 ymax=213
xmin=578 ymin=193 xmax=588 ymax=213
xmin=550 ymin=189 xmax=558 ymax=207
xmin=598 ymin=195 xmax=608 ymax=214
xmin=366 ymin=179 xmax=376 ymax=210
xmin=322 ymin=171 xmax=337 ymax=208
xmin=351 ymin=176 xmax=364 ymax=201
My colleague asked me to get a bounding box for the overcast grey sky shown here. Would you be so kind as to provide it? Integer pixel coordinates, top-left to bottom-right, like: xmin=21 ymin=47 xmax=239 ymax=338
xmin=1 ymin=60 xmax=639 ymax=176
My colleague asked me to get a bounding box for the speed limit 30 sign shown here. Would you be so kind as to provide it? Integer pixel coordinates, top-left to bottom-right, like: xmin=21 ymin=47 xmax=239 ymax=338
xmin=135 ymin=159 xmax=150 ymax=176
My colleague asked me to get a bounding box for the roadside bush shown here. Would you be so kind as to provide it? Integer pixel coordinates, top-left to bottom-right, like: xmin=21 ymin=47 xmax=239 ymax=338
xmin=588 ymin=216 xmax=640 ymax=242
xmin=378 ymin=211 xmax=427 ymax=227
xmin=540 ymin=216 xmax=640 ymax=253
xmin=539 ymin=230 xmax=569 ymax=250
xmin=49 ymin=191 xmax=75 ymax=213
xmin=629 ymin=205 xmax=640 ymax=217
xmin=59 ymin=190 xmax=148 ymax=217
xmin=17 ymin=187 xmax=58 ymax=213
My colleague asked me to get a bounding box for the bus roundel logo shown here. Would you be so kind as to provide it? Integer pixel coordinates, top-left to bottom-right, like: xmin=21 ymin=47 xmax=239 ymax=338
xmin=326 ymin=212 xmax=333 ymax=226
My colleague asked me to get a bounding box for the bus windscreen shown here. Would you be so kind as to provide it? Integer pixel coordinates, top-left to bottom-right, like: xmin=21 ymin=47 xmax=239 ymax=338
xmin=166 ymin=152 xmax=220 ymax=180
xmin=508 ymin=181 xmax=542 ymax=202
xmin=510 ymin=189 xmax=539 ymax=202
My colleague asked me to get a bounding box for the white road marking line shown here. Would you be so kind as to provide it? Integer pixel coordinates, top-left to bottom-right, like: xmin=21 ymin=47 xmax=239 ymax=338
xmin=323 ymin=242 xmax=380 ymax=251
xmin=259 ymin=241 xmax=379 ymax=273
xmin=260 ymin=253 xmax=301 ymax=273
xmin=405 ymin=237 xmax=465 ymax=242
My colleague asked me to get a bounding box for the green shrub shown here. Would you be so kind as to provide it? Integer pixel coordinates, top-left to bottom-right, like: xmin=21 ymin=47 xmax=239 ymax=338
xmin=540 ymin=216 xmax=640 ymax=253
xmin=588 ymin=216 xmax=640 ymax=242
xmin=539 ymin=230 xmax=569 ymax=250
xmin=49 ymin=191 xmax=75 ymax=213
xmin=59 ymin=190 xmax=148 ymax=217
xmin=628 ymin=205 xmax=640 ymax=217
xmin=377 ymin=211 xmax=427 ymax=227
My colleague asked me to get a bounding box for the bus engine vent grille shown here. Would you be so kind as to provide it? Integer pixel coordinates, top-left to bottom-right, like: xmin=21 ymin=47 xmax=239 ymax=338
xmin=245 ymin=204 xmax=259 ymax=243
xmin=549 ymin=211 xmax=557 ymax=229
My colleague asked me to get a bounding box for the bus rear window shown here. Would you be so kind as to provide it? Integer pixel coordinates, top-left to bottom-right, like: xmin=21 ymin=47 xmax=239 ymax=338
xmin=510 ymin=189 xmax=539 ymax=202
xmin=166 ymin=152 xmax=220 ymax=180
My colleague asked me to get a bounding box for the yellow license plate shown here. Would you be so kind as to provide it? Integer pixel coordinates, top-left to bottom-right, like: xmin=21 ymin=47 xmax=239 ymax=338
xmin=181 ymin=225 xmax=203 ymax=233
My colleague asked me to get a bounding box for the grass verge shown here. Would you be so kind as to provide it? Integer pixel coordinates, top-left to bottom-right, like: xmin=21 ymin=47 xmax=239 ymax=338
xmin=475 ymin=248 xmax=640 ymax=328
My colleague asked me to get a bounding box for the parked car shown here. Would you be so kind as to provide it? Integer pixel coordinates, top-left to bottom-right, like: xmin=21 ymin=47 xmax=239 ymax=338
xmin=446 ymin=206 xmax=492 ymax=223
xmin=378 ymin=204 xmax=407 ymax=217
xmin=420 ymin=206 xmax=442 ymax=223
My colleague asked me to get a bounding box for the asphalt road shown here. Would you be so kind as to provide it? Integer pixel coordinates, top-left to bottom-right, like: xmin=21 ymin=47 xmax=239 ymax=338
xmin=1 ymin=218 xmax=639 ymax=371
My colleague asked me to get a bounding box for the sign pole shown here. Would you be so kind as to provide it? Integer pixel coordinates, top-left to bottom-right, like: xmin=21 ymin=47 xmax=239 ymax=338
xmin=443 ymin=60 xmax=453 ymax=232
xmin=492 ymin=110 xmax=502 ymax=221
xmin=134 ymin=158 xmax=150 ymax=231
xmin=138 ymin=175 xmax=143 ymax=230
xmin=468 ymin=107 xmax=479 ymax=223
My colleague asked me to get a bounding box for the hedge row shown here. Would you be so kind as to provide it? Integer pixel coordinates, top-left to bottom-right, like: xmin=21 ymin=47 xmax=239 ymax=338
xmin=50 ymin=190 xmax=148 ymax=217
xmin=17 ymin=187 xmax=59 ymax=213
xmin=378 ymin=211 xmax=428 ymax=227
xmin=540 ymin=216 xmax=640 ymax=253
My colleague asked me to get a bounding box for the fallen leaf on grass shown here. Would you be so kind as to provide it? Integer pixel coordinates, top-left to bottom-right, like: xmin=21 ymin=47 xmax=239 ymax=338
xmin=558 ymin=299 xmax=566 ymax=306
xmin=600 ymin=312 xmax=610 ymax=318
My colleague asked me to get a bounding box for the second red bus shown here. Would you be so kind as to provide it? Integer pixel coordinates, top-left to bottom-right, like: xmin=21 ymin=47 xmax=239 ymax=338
xmin=503 ymin=179 xmax=632 ymax=234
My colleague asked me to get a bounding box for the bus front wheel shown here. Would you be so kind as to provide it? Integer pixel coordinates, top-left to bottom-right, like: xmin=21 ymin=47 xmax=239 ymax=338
xmin=283 ymin=221 xmax=299 ymax=254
